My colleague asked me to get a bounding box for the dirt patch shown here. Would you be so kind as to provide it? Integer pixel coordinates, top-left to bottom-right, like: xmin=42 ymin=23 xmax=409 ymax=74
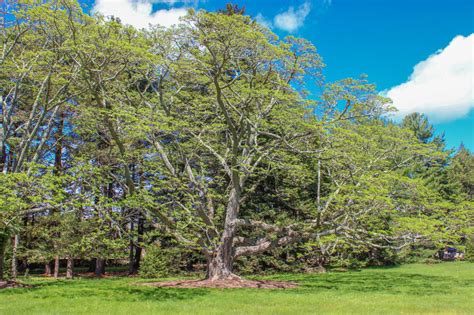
xmin=0 ymin=280 xmax=31 ymax=289
xmin=143 ymin=279 xmax=298 ymax=289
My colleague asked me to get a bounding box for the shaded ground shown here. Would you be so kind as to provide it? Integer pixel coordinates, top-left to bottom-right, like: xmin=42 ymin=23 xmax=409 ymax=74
xmin=0 ymin=280 xmax=31 ymax=289
xmin=144 ymin=278 xmax=298 ymax=289
xmin=0 ymin=262 xmax=472 ymax=314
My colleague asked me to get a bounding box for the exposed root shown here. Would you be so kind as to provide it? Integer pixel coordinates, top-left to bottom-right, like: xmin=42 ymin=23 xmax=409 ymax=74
xmin=207 ymin=272 xmax=242 ymax=282
xmin=142 ymin=278 xmax=298 ymax=289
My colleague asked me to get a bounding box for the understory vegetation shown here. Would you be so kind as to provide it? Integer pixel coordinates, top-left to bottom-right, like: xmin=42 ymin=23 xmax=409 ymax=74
xmin=0 ymin=0 xmax=473 ymax=283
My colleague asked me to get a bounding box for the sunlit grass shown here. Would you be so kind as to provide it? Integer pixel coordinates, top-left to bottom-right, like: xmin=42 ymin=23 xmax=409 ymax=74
xmin=0 ymin=262 xmax=472 ymax=314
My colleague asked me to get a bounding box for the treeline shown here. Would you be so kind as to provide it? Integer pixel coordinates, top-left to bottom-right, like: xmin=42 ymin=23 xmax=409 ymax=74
xmin=0 ymin=0 xmax=472 ymax=281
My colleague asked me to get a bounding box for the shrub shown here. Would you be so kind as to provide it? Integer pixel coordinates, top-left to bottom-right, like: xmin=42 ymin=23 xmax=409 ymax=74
xmin=139 ymin=246 xmax=182 ymax=278
xmin=465 ymin=235 xmax=474 ymax=262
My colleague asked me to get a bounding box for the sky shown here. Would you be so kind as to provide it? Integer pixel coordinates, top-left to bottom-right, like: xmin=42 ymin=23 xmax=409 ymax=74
xmin=80 ymin=0 xmax=474 ymax=151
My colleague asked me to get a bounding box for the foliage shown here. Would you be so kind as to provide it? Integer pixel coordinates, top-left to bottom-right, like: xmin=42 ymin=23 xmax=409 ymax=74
xmin=139 ymin=245 xmax=182 ymax=278
xmin=0 ymin=0 xmax=472 ymax=281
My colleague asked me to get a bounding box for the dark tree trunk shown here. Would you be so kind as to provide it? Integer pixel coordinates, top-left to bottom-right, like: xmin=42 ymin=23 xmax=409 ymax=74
xmin=53 ymin=256 xmax=60 ymax=278
xmin=128 ymin=221 xmax=135 ymax=275
xmin=0 ymin=233 xmax=8 ymax=281
xmin=88 ymin=259 xmax=96 ymax=272
xmin=95 ymin=258 xmax=105 ymax=277
xmin=54 ymin=112 xmax=64 ymax=175
xmin=44 ymin=262 xmax=52 ymax=276
xmin=128 ymin=241 xmax=135 ymax=274
xmin=133 ymin=216 xmax=144 ymax=272
xmin=66 ymin=256 xmax=74 ymax=279
xmin=0 ymin=138 xmax=5 ymax=173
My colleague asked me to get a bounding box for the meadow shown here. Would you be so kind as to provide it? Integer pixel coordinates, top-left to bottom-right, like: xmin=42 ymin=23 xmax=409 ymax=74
xmin=0 ymin=262 xmax=472 ymax=315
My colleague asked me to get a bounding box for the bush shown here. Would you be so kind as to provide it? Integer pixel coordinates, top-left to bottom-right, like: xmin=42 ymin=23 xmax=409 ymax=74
xmin=139 ymin=245 xmax=182 ymax=278
xmin=465 ymin=235 xmax=474 ymax=262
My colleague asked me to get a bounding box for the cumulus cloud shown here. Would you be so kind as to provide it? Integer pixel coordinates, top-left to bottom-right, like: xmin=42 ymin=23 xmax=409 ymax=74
xmin=386 ymin=34 xmax=474 ymax=122
xmin=273 ymin=2 xmax=311 ymax=32
xmin=92 ymin=0 xmax=191 ymax=29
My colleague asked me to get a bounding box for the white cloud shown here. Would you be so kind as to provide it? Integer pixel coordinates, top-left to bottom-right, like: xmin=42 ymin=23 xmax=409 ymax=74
xmin=386 ymin=34 xmax=474 ymax=122
xmin=274 ymin=2 xmax=311 ymax=32
xmin=255 ymin=13 xmax=273 ymax=29
xmin=92 ymin=0 xmax=191 ymax=29
xmin=151 ymin=0 xmax=201 ymax=5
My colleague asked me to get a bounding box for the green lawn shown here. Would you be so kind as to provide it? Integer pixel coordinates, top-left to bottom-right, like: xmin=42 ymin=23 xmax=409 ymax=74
xmin=1 ymin=262 xmax=472 ymax=315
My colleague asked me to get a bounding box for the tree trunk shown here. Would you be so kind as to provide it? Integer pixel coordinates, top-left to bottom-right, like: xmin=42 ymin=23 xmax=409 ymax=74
xmin=53 ymin=255 xmax=60 ymax=278
xmin=88 ymin=258 xmax=96 ymax=272
xmin=206 ymin=188 xmax=240 ymax=281
xmin=66 ymin=256 xmax=74 ymax=279
xmin=95 ymin=258 xmax=105 ymax=277
xmin=0 ymin=233 xmax=8 ymax=281
xmin=128 ymin=220 xmax=135 ymax=274
xmin=206 ymin=248 xmax=239 ymax=281
xmin=128 ymin=240 xmax=135 ymax=274
xmin=133 ymin=216 xmax=144 ymax=272
xmin=44 ymin=262 xmax=52 ymax=276
xmin=11 ymin=234 xmax=18 ymax=280
xmin=52 ymin=113 xmax=64 ymax=280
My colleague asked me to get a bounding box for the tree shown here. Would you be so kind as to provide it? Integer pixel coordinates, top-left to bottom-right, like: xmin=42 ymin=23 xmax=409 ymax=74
xmin=1 ymin=0 xmax=469 ymax=282
xmin=218 ymin=3 xmax=246 ymax=15
xmin=401 ymin=113 xmax=435 ymax=144
xmin=0 ymin=0 xmax=82 ymax=280
xmin=448 ymin=145 xmax=474 ymax=200
xmin=128 ymin=11 xmax=431 ymax=280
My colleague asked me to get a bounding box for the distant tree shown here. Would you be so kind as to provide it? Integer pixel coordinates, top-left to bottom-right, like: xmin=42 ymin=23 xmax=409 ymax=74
xmin=401 ymin=113 xmax=435 ymax=144
xmin=448 ymin=145 xmax=474 ymax=200
xmin=218 ymin=3 xmax=246 ymax=15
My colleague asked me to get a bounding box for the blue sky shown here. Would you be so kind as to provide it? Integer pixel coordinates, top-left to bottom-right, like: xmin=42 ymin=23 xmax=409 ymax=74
xmin=82 ymin=0 xmax=474 ymax=150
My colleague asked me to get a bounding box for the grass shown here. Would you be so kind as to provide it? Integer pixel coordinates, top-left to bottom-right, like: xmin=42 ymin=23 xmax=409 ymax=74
xmin=0 ymin=262 xmax=472 ymax=314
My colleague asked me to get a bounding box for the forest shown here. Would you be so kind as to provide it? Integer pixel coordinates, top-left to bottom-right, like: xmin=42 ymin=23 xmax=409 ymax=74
xmin=0 ymin=0 xmax=473 ymax=287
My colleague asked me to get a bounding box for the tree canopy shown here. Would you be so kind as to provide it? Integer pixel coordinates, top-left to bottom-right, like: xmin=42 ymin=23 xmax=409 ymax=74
xmin=0 ymin=0 xmax=472 ymax=281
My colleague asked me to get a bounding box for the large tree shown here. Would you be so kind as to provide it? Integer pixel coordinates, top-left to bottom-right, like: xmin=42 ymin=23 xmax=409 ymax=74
xmin=129 ymin=11 xmax=426 ymax=280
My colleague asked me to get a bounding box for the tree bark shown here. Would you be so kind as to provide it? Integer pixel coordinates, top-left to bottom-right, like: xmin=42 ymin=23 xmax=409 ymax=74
xmin=133 ymin=216 xmax=144 ymax=272
xmin=52 ymin=113 xmax=63 ymax=280
xmin=128 ymin=221 xmax=135 ymax=275
xmin=206 ymin=249 xmax=240 ymax=281
xmin=66 ymin=256 xmax=73 ymax=279
xmin=53 ymin=255 xmax=60 ymax=278
xmin=206 ymin=188 xmax=240 ymax=281
xmin=95 ymin=258 xmax=105 ymax=277
xmin=44 ymin=261 xmax=52 ymax=276
xmin=0 ymin=233 xmax=7 ymax=281
xmin=11 ymin=234 xmax=18 ymax=280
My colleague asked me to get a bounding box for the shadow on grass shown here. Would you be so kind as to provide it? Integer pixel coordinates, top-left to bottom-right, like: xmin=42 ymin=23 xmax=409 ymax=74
xmin=280 ymin=272 xmax=472 ymax=296
xmin=0 ymin=278 xmax=209 ymax=302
